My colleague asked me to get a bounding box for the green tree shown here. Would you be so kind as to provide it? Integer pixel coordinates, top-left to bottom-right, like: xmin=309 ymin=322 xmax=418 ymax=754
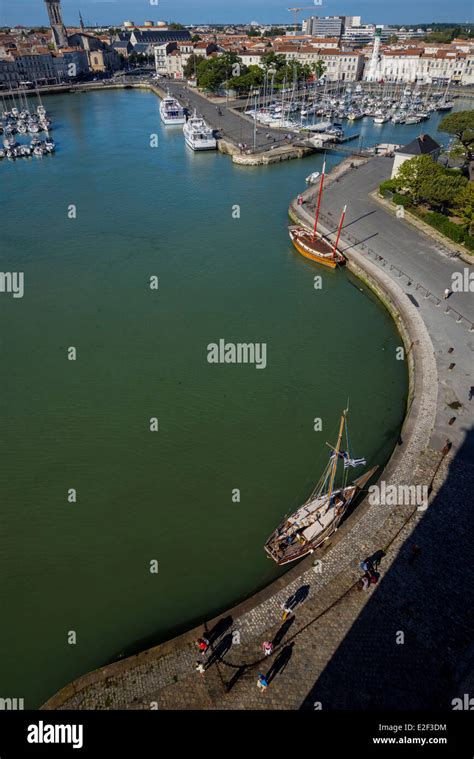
xmin=388 ymin=35 xmax=399 ymax=44
xmin=196 ymin=52 xmax=242 ymax=91
xmin=183 ymin=53 xmax=201 ymax=79
xmin=312 ymin=59 xmax=327 ymax=79
xmin=451 ymin=182 xmax=474 ymax=234
xmin=275 ymin=61 xmax=313 ymax=85
xmin=168 ymin=22 xmax=185 ymax=30
xmin=261 ymin=51 xmax=286 ymax=72
xmin=267 ymin=27 xmax=287 ymax=37
xmin=421 ymin=170 xmax=467 ymax=212
xmin=229 ymin=65 xmax=264 ymax=93
xmin=394 ymin=155 xmax=442 ymax=204
xmin=438 ymin=111 xmax=474 ymax=162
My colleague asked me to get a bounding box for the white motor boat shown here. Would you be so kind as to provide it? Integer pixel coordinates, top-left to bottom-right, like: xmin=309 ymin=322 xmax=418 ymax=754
xmin=305 ymin=171 xmax=320 ymax=184
xmin=160 ymin=94 xmax=186 ymax=125
xmin=183 ymin=114 xmax=217 ymax=151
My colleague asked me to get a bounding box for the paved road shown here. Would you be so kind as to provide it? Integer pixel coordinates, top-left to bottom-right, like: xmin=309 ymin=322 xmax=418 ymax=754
xmin=304 ymin=157 xmax=474 ymax=454
xmin=158 ymin=79 xmax=290 ymax=151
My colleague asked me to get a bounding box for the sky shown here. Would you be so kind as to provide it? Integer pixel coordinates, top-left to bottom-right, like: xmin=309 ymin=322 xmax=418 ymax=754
xmin=0 ymin=0 xmax=472 ymax=28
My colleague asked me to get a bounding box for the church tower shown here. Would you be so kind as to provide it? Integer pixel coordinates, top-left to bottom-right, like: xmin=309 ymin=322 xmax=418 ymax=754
xmin=44 ymin=0 xmax=69 ymax=49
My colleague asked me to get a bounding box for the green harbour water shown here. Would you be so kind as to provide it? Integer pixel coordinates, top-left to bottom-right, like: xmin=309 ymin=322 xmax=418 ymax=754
xmin=0 ymin=89 xmax=409 ymax=707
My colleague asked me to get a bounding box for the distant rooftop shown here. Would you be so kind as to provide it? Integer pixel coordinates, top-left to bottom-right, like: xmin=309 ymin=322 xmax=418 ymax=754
xmin=396 ymin=134 xmax=441 ymax=156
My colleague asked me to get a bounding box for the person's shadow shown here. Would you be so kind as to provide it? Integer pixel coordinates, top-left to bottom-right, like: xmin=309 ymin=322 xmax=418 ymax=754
xmin=272 ymin=617 xmax=295 ymax=647
xmin=266 ymin=643 xmax=294 ymax=684
xmin=365 ymin=550 xmax=386 ymax=570
xmin=225 ymin=665 xmax=247 ymax=692
xmin=207 ymin=616 xmax=233 ymax=646
xmin=285 ymin=584 xmax=310 ymax=611
xmin=206 ymin=633 xmax=233 ymax=668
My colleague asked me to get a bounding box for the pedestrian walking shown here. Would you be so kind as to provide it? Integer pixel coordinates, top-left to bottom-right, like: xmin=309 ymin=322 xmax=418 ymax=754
xmin=195 ymin=661 xmax=206 ymax=675
xmin=444 ymin=288 xmax=451 ymax=299
xmin=196 ymin=637 xmax=210 ymax=654
xmin=263 ymin=641 xmax=273 ymax=656
xmin=369 ymin=570 xmax=380 ymax=585
xmin=281 ymin=603 xmax=292 ymax=622
xmin=469 ymin=386 xmax=474 ymax=402
xmin=257 ymin=673 xmax=268 ymax=691
xmin=356 ymin=574 xmax=370 ymax=591
xmin=297 ymin=194 xmax=303 ymax=206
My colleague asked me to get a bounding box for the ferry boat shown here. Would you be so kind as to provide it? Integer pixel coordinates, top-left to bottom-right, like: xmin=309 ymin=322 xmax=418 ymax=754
xmin=289 ymin=162 xmax=346 ymax=269
xmin=159 ymin=94 xmax=186 ymax=125
xmin=183 ymin=113 xmax=217 ymax=151
xmin=264 ymin=407 xmax=378 ymax=565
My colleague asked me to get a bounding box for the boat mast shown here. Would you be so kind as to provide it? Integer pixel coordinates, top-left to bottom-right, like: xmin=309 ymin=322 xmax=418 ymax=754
xmin=312 ymin=160 xmax=326 ymax=241
xmin=325 ymin=409 xmax=347 ymax=512
xmin=332 ymin=204 xmax=347 ymax=258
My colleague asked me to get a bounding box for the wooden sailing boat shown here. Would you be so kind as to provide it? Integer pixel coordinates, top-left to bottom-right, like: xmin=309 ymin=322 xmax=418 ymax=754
xmin=264 ymin=408 xmax=378 ymax=566
xmin=289 ymin=161 xmax=346 ymax=269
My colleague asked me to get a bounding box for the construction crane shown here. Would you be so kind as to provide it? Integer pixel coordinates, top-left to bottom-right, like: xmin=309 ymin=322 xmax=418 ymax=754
xmin=287 ymin=5 xmax=322 ymax=32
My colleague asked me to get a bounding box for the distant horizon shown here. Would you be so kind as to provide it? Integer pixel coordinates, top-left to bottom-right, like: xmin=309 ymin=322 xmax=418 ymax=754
xmin=0 ymin=1 xmax=472 ymax=29
xmin=2 ymin=19 xmax=474 ymax=29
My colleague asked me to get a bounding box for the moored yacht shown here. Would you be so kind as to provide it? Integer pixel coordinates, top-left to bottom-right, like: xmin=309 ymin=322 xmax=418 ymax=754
xmin=159 ymin=94 xmax=186 ymax=125
xmin=183 ymin=113 xmax=217 ymax=151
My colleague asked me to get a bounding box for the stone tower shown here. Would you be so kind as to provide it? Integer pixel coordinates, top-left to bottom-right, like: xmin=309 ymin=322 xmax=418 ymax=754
xmin=44 ymin=0 xmax=68 ymax=49
xmin=367 ymin=26 xmax=382 ymax=82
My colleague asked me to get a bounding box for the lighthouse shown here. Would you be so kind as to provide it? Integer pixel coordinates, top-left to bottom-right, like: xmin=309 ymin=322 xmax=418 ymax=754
xmin=44 ymin=0 xmax=69 ymax=49
xmin=367 ymin=26 xmax=382 ymax=82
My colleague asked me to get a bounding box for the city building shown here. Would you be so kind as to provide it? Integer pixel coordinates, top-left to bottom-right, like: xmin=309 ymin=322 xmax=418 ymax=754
xmin=391 ymin=134 xmax=441 ymax=178
xmin=304 ymin=16 xmax=345 ymax=38
xmin=154 ymin=42 xmax=177 ymax=74
xmin=165 ymin=42 xmax=194 ymax=79
xmin=130 ymin=29 xmax=192 ymax=56
xmin=343 ymin=24 xmax=399 ymax=47
xmin=364 ymin=45 xmax=474 ymax=84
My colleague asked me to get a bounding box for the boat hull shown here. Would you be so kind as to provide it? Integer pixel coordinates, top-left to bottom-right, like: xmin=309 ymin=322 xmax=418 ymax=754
xmin=184 ymin=135 xmax=217 ymax=151
xmin=161 ymin=115 xmax=186 ymax=125
xmin=264 ymin=466 xmax=379 ymax=565
xmin=289 ymin=226 xmax=345 ymax=269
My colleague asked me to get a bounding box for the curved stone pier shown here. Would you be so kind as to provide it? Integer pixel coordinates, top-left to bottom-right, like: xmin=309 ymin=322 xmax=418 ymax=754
xmin=42 ymin=158 xmax=473 ymax=711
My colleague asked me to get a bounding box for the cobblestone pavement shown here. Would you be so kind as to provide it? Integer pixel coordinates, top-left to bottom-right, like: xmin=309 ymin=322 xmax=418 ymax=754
xmin=44 ymin=159 xmax=474 ymax=712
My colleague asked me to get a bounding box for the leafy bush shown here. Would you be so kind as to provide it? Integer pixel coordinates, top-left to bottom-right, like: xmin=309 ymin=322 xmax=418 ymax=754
xmin=463 ymin=235 xmax=474 ymax=252
xmin=423 ymin=211 xmax=466 ymax=244
xmin=392 ymin=193 xmax=412 ymax=208
xmin=379 ymin=179 xmax=397 ymax=196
